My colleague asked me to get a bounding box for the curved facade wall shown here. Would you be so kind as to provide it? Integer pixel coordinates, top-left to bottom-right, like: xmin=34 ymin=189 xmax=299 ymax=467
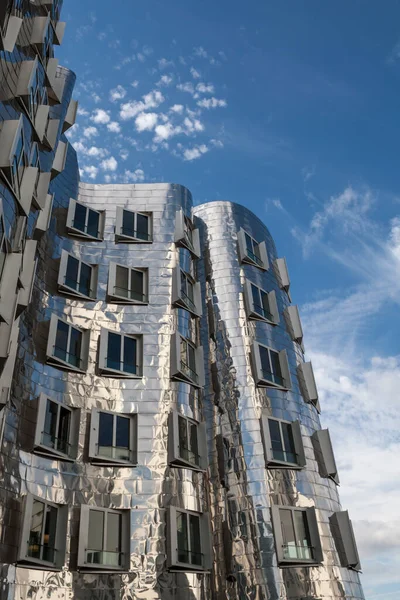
xmin=193 ymin=201 xmax=365 ymax=600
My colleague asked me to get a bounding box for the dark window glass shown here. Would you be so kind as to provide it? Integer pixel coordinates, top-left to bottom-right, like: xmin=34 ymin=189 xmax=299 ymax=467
xmin=87 ymin=209 xmax=99 ymax=238
xmin=106 ymin=512 xmax=121 ymax=565
xmin=245 ymin=233 xmax=253 ymax=254
xmin=269 ymin=419 xmax=284 ymax=462
xmin=293 ymin=511 xmax=312 ymax=559
xmin=54 ymin=320 xmax=69 ymax=362
xmin=189 ymin=515 xmax=202 ymax=565
xmin=177 ymin=512 xmax=189 ymax=563
xmin=178 ymin=416 xmax=199 ymax=465
xmin=260 ymin=290 xmax=272 ymax=320
xmin=107 ymin=332 xmax=121 ymax=371
xmin=122 ymin=210 xmax=135 ymax=237
xmin=123 ymin=336 xmax=137 ymax=374
xmin=28 ymin=500 xmax=44 ymax=559
xmin=79 ymin=262 xmax=92 ymax=297
xmin=259 ymin=346 xmax=272 ymax=378
xmin=27 ymin=500 xmax=56 ymax=563
xmin=130 ymin=269 xmax=144 ymax=301
xmin=115 ymin=265 xmax=129 ymax=298
xmin=189 ymin=421 xmax=199 ymax=465
xmin=88 ymin=510 xmax=104 ymax=554
xmin=115 ymin=416 xmax=130 ymax=460
xmin=281 ymin=422 xmax=296 ymax=463
xmin=98 ymin=412 xmax=113 ymax=452
xmin=73 ymin=203 xmax=86 ymax=232
xmin=65 ymin=256 xmax=79 ymax=290
xmin=43 ymin=399 xmax=58 ymax=449
xmin=58 ymin=406 xmax=70 ymax=454
xmin=270 ymin=350 xmax=283 ymax=385
xmin=69 ymin=327 xmax=82 ymax=368
xmin=136 ymin=213 xmax=149 ymax=240
xmin=42 ymin=505 xmax=57 ymax=562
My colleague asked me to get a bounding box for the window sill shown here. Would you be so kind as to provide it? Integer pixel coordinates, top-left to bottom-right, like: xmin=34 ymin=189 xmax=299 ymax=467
xmin=171 ymin=371 xmax=202 ymax=389
xmin=99 ymin=367 xmax=142 ymax=379
xmin=18 ymin=557 xmax=62 ymax=571
xmin=173 ymin=297 xmax=201 ymax=318
xmin=107 ymin=294 xmax=148 ymax=306
xmin=256 ymin=378 xmax=290 ymax=392
xmin=278 ymin=558 xmax=322 ymax=567
xmin=58 ymin=284 xmax=96 ymax=302
xmin=241 ymin=256 xmax=267 ymax=271
xmin=248 ymin=311 xmax=277 ymax=326
xmin=266 ymin=459 xmax=303 ymax=470
xmin=47 ymin=355 xmax=86 ymax=374
xmin=91 ymin=457 xmax=137 ymax=467
xmin=115 ymin=234 xmax=152 ymax=244
xmin=176 ymin=236 xmax=197 ymax=257
xmin=168 ymin=563 xmax=209 ymax=573
xmin=78 ymin=565 xmax=129 ymax=573
xmin=66 ymin=226 xmax=103 ymax=242
xmin=33 ymin=445 xmax=75 ymax=462
xmin=169 ymin=458 xmax=205 ymax=472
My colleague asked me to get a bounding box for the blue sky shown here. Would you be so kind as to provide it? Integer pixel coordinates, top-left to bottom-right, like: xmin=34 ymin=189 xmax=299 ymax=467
xmin=58 ymin=2 xmax=400 ymax=598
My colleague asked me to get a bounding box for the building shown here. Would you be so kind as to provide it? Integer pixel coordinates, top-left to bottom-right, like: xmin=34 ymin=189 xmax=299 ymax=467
xmin=0 ymin=1 xmax=366 ymax=600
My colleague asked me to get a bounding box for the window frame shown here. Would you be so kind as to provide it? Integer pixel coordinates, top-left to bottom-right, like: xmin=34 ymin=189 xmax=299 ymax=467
xmin=33 ymin=393 xmax=80 ymax=461
xmin=115 ymin=207 xmax=153 ymax=243
xmin=89 ymin=408 xmax=138 ymax=466
xmin=172 ymin=266 xmax=202 ymax=317
xmin=260 ymin=412 xmax=306 ymax=469
xmin=329 ymin=511 xmax=361 ymax=571
xmin=18 ymin=494 xmax=68 ymax=570
xmin=297 ymin=361 xmax=320 ymax=412
xmin=174 ymin=208 xmax=201 ymax=258
xmin=58 ymin=249 xmax=98 ymax=301
xmin=168 ymin=412 xmax=207 ymax=471
xmin=66 ymin=198 xmax=104 ymax=241
xmin=251 ymin=342 xmax=291 ymax=390
xmin=77 ymin=505 xmax=130 ymax=572
xmin=283 ymin=305 xmax=303 ymax=343
xmin=243 ymin=280 xmax=279 ymax=325
xmin=46 ymin=313 xmax=89 ymax=373
xmin=312 ymin=429 xmax=339 ymax=485
xmin=98 ymin=328 xmax=143 ymax=378
xmin=167 ymin=506 xmax=212 ymax=571
xmin=237 ymin=228 xmax=269 ymax=270
xmin=170 ymin=332 xmax=205 ymax=389
xmin=107 ymin=262 xmax=148 ymax=305
xmin=271 ymin=505 xmax=323 ymax=566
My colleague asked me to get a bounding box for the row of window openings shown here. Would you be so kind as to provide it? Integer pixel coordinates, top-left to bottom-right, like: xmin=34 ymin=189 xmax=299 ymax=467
xmin=34 ymin=395 xmax=206 ymax=472
xmin=19 ymin=496 xmax=359 ymax=573
xmin=67 ymin=202 xmax=200 ymax=258
xmin=47 ymin=317 xmax=203 ymax=389
xmin=19 ymin=497 xmax=211 ymax=572
xmin=0 ymin=0 xmax=61 ymax=54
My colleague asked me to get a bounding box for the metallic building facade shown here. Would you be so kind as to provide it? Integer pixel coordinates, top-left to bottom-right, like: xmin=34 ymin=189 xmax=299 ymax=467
xmin=0 ymin=2 xmax=366 ymax=600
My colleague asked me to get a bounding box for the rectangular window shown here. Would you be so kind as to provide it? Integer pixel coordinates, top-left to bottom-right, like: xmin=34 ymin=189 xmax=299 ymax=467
xmin=30 ymin=143 xmax=41 ymax=197
xmin=170 ymin=333 xmax=205 ymax=388
xmin=271 ymin=506 xmax=323 ymax=565
xmin=78 ymin=506 xmax=129 ymax=571
xmin=98 ymin=329 xmax=143 ymax=378
xmin=18 ymin=495 xmax=68 ymax=569
xmin=243 ymin=280 xmax=279 ymax=324
xmin=46 ymin=314 xmax=88 ymax=373
xmin=115 ymin=207 xmax=152 ymax=242
xmin=58 ymin=250 xmax=97 ymax=300
xmin=107 ymin=263 xmax=148 ymax=304
xmin=172 ymin=266 xmax=202 ymax=317
xmin=28 ymin=65 xmax=47 ymax=120
xmin=174 ymin=209 xmax=201 ymax=258
xmin=237 ymin=228 xmax=269 ymax=270
xmin=11 ymin=129 xmax=27 ymax=198
xmin=167 ymin=506 xmax=211 ymax=571
xmin=180 ymin=337 xmax=198 ymax=384
xmin=34 ymin=394 xmax=79 ymax=460
xmin=168 ymin=412 xmax=207 ymax=471
xmin=89 ymin=409 xmax=137 ymax=465
xmin=260 ymin=412 xmax=305 ymax=469
xmin=251 ymin=284 xmax=272 ymax=320
xmin=245 ymin=232 xmax=262 ymax=266
xmin=252 ymin=343 xmax=291 ymax=390
xmin=66 ymin=199 xmax=104 ymax=241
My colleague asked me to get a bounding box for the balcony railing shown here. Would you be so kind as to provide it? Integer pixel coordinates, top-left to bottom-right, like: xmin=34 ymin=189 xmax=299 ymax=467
xmin=177 ymin=546 xmax=203 ymax=567
xmin=41 ymin=431 xmax=71 ymax=455
xmin=261 ymin=368 xmax=285 ymax=388
xmin=282 ymin=543 xmax=313 ymax=561
xmin=64 ymin=275 xmax=92 ymax=298
xmin=180 ymin=360 xmax=198 ymax=384
xmin=113 ymin=285 xmax=146 ymax=302
xmin=271 ymin=448 xmax=297 ymax=464
xmin=53 ymin=345 xmax=81 ymax=368
xmin=253 ymin=303 xmax=273 ymax=321
xmin=246 ymin=248 xmax=263 ymax=267
xmin=105 ymin=357 xmax=140 ymax=376
xmin=27 ymin=540 xmax=57 ymax=563
xmin=96 ymin=444 xmax=135 ymax=463
xmin=120 ymin=225 xmax=151 ymax=241
xmin=179 ymin=444 xmax=200 ymax=466
xmin=180 ymin=288 xmax=196 ymax=313
xmin=85 ymin=549 xmax=124 ymax=567
xmin=72 ymin=219 xmax=100 ymax=239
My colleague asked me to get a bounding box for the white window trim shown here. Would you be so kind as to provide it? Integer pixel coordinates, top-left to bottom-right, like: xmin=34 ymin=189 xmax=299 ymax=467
xmin=168 ymin=412 xmax=207 ymax=471
xmin=33 ymin=393 xmax=80 ymax=461
xmin=237 ymin=228 xmax=269 ymax=270
xmin=312 ymin=429 xmax=339 ymax=485
xmin=174 ymin=208 xmax=201 ymax=258
xmin=167 ymin=506 xmax=212 ymax=571
xmin=171 ymin=266 xmax=202 ymax=317
xmin=98 ymin=328 xmax=143 ymax=378
xmin=77 ymin=505 xmax=130 ymax=572
xmin=46 ymin=313 xmax=89 ymax=373
xmin=243 ymin=280 xmax=279 ymax=325
xmin=170 ymin=332 xmax=205 ymax=389
xmin=18 ymin=494 xmax=68 ymax=570
xmin=329 ymin=511 xmax=361 ymax=572
xmin=271 ymin=505 xmax=323 ymax=566
xmin=58 ymin=249 xmax=98 ymax=301
xmin=107 ymin=262 xmax=148 ymax=305
xmin=66 ymin=198 xmax=104 ymax=241
xmin=251 ymin=342 xmax=291 ymax=391
xmin=260 ymin=412 xmax=306 ymax=469
xmin=115 ymin=206 xmax=153 ymax=243
xmin=88 ymin=408 xmax=138 ymax=466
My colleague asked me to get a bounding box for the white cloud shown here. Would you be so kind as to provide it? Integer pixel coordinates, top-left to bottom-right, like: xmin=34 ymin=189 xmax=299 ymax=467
xmin=109 ymin=85 xmax=127 ymax=102
xmin=119 ymin=149 xmax=129 ymax=160
xmin=153 ymin=122 xmax=182 ymax=142
xmin=196 ymin=82 xmax=215 ymax=94
xmin=91 ymin=108 xmax=111 ymax=124
xmin=170 ymin=104 xmax=184 ymax=114
xmin=156 ymin=74 xmax=173 ymax=87
xmin=210 ymin=138 xmax=224 ymax=148
xmin=183 ymin=144 xmax=209 ymax=161
xmin=137 ymin=52 xmax=146 ymax=62
xmin=91 ymin=93 xmax=101 ymax=103
xmin=120 ymin=90 xmax=165 ymax=120
xmin=135 ymin=112 xmax=158 ymax=132
xmin=100 ymin=156 xmax=118 ymax=171
xmin=177 ymin=82 xmax=195 ymax=95
xmin=123 ymin=168 xmax=145 ymax=182
xmin=86 ymin=146 xmax=107 ymax=158
xmin=131 ymin=80 xmax=139 ymax=88
xmin=190 ymin=67 xmax=201 ymax=79
xmin=197 ymin=97 xmax=227 ymax=109
xmin=194 ymin=46 xmax=208 ymax=59
xmin=107 ymin=121 xmax=121 ymax=133
xmin=80 ymin=165 xmax=98 ymax=180
xmin=83 ymin=126 xmax=98 ymax=138
xmin=158 ymin=58 xmax=174 ymax=69
xmin=183 ymin=117 xmax=204 ymax=133
xmin=77 ymin=107 xmax=89 ymax=116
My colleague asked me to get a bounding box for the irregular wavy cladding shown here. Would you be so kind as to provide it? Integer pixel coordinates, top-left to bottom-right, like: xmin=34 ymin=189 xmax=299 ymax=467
xmin=4 ymin=181 xmax=210 ymax=599
xmin=193 ymin=201 xmax=365 ymax=600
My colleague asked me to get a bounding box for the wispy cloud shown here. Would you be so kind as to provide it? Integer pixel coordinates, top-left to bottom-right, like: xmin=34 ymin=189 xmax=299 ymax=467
xmin=120 ymin=90 xmax=165 ymax=120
